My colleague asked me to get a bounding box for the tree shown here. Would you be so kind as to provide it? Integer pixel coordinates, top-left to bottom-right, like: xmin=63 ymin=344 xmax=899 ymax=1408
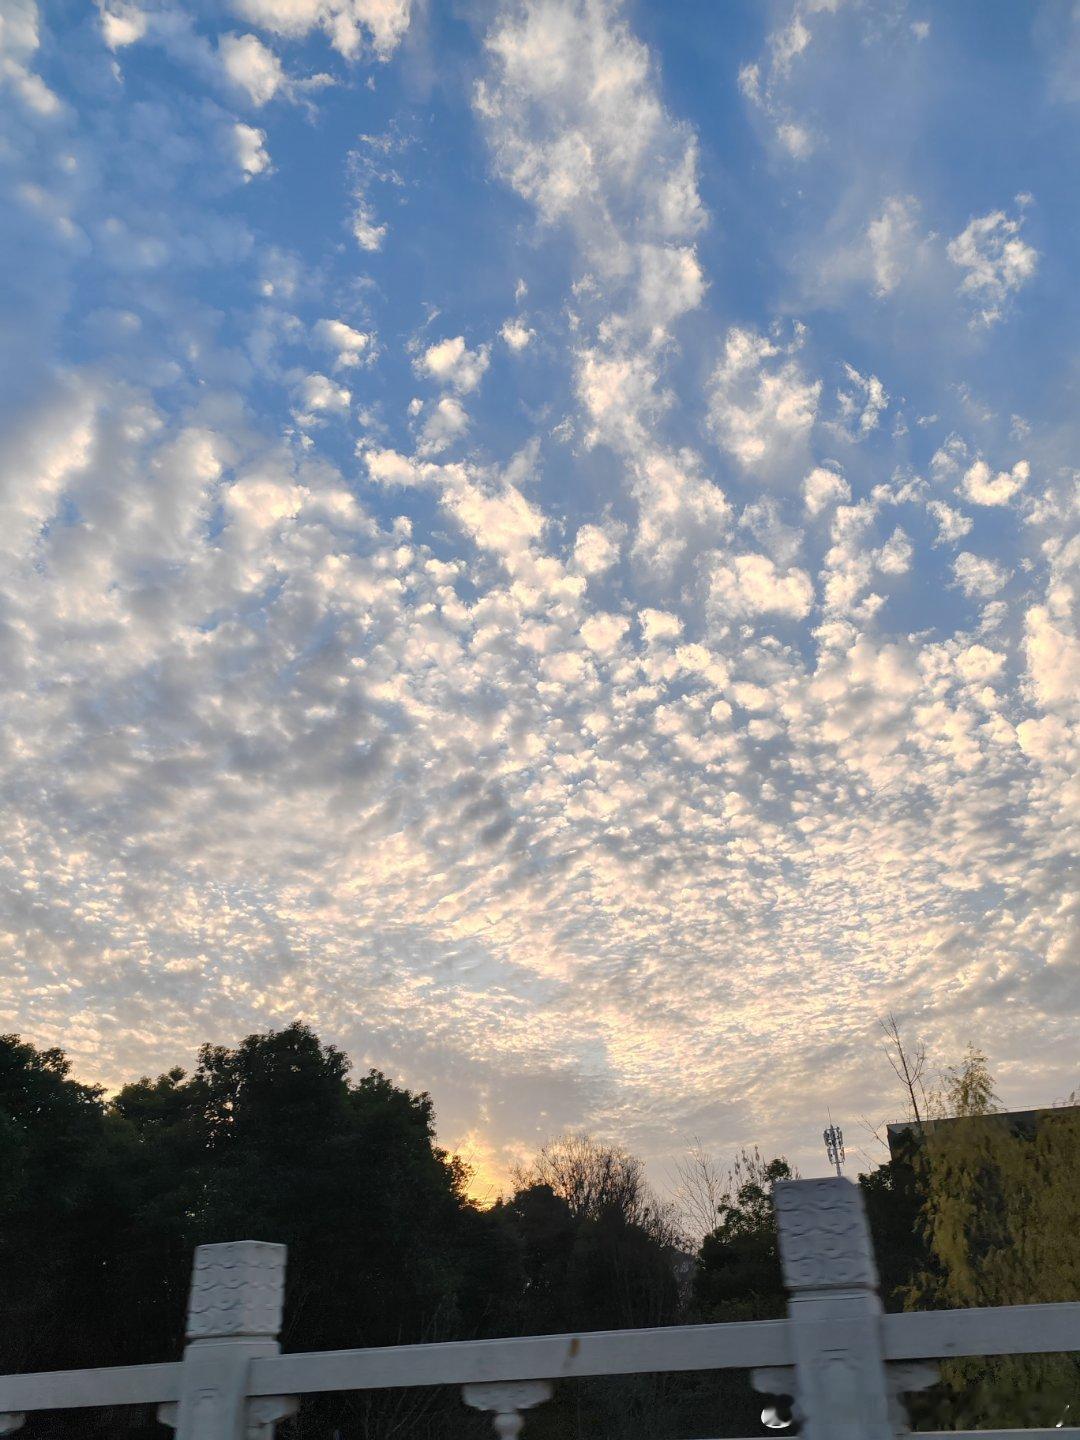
xmin=858 ymin=1156 xmax=925 ymax=1313
xmin=677 ymin=1150 xmax=797 ymax=1440
xmin=0 ymin=1025 xmax=520 ymax=1440
xmin=691 ymin=1148 xmax=795 ymax=1323
xmin=879 ymin=1012 xmax=930 ymax=1126
xmin=670 ymin=1137 xmax=727 ymax=1250
xmin=0 ymin=1034 xmax=120 ymax=1373
xmin=933 ymin=1042 xmax=1000 ymax=1118
xmin=175 ymin=1025 xmax=488 ymax=1353
xmin=498 ymin=1137 xmax=687 ymax=1440
xmin=514 ymin=1134 xmax=654 ymax=1230
xmin=901 ymin=1055 xmax=1080 ymax=1429
xmin=504 ymin=1134 xmax=683 ymax=1333
xmin=489 ymin=1183 xmax=575 ymax=1335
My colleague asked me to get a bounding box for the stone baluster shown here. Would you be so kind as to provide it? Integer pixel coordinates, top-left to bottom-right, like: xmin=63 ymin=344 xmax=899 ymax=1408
xmin=157 ymin=1241 xmax=298 ymax=1440
xmin=752 ymin=1177 xmax=934 ymax=1439
xmin=462 ymin=1380 xmax=553 ymax=1440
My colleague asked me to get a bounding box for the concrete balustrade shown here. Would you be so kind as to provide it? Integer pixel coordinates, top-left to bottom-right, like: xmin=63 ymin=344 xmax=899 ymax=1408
xmin=1 ymin=1178 xmax=1077 ymax=1439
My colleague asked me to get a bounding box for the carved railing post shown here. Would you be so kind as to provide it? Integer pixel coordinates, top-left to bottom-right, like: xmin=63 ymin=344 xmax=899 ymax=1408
xmin=752 ymin=1178 xmax=894 ymax=1439
xmin=157 ymin=1241 xmax=298 ymax=1440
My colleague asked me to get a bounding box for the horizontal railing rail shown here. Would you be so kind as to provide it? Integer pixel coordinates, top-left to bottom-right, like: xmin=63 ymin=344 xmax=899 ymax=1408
xmin=4 ymin=1300 xmax=1078 ymax=1411
xmin=0 ymin=1362 xmax=181 ymax=1413
xmin=881 ymin=1302 xmax=1080 ymax=1360
xmin=249 ymin=1317 xmax=792 ymax=1394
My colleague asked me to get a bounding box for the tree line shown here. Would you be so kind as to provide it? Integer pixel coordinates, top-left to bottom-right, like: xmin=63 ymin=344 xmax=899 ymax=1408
xmin=1 ymin=1020 xmax=1077 ymax=1437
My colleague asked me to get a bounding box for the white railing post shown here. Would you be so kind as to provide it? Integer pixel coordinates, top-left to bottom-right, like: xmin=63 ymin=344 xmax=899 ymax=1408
xmin=157 ymin=1241 xmax=298 ymax=1440
xmin=754 ymin=1177 xmax=894 ymax=1439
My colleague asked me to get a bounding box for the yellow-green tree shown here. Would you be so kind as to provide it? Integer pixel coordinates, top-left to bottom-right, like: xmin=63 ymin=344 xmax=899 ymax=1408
xmin=906 ymin=1055 xmax=1080 ymax=1429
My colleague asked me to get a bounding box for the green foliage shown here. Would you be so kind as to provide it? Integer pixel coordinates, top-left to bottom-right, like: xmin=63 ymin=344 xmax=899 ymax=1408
xmin=692 ymin=1149 xmax=793 ymax=1322
xmin=857 ymin=1157 xmax=925 ymax=1312
xmin=930 ymin=1043 xmax=1001 ymax=1119
xmin=0 ymin=1028 xmax=696 ymax=1439
xmin=0 ymin=1035 xmax=114 ymax=1372
xmin=0 ymin=1026 xmax=516 ymax=1440
xmin=676 ymin=1150 xmax=795 ymax=1437
xmin=490 ymin=1171 xmax=691 ymax=1440
xmin=905 ymin=1104 xmax=1080 ymax=1428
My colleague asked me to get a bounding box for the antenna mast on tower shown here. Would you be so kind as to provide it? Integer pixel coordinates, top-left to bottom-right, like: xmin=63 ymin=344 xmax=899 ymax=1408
xmin=823 ymin=1114 xmax=845 ymax=1178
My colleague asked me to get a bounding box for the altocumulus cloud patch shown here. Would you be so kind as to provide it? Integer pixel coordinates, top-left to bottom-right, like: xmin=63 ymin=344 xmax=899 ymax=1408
xmin=0 ymin=0 xmax=1077 ymax=1190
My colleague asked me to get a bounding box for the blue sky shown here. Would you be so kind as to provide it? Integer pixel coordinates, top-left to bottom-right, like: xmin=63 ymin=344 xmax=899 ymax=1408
xmin=1 ymin=0 xmax=1078 ymax=1193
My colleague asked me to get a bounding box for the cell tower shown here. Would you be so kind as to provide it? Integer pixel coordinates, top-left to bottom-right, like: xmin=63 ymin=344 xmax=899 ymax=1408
xmin=823 ymin=1117 xmax=845 ymax=1177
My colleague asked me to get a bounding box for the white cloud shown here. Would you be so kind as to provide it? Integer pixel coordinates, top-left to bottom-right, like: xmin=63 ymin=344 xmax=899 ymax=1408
xmin=947 ymin=204 xmax=1038 ymax=325
xmin=737 ymin=3 xmax=844 ymax=163
xmin=638 ymin=608 xmax=682 ymax=644
xmin=1024 ymin=606 xmax=1080 ymax=712
xmin=351 ymin=201 xmax=386 ymax=251
xmin=475 ymin=0 xmax=705 ymax=332
xmin=98 ymin=4 xmax=148 ymax=49
xmin=739 ymin=496 xmax=801 ymax=566
xmin=926 ymin=499 xmax=973 ymax=545
xmin=0 ymin=376 xmax=98 ymax=560
xmin=344 ymin=129 xmax=406 ymax=253
xmin=708 ymin=327 xmax=820 ymax=472
xmin=416 ymin=336 xmax=490 ymax=394
xmin=708 ymin=551 xmax=814 ymax=621
xmin=954 ymin=643 xmax=1005 ymax=685
xmin=292 ymin=371 xmax=351 ymax=423
xmin=441 ymin=468 xmax=545 ymax=566
xmin=866 ymin=195 xmax=923 ymax=296
xmin=1016 ymin=713 xmax=1073 ymax=765
xmin=225 ymin=470 xmax=304 ymax=539
xmin=803 ymin=465 xmax=849 ymax=516
xmin=218 ymin=32 xmax=285 ymax=106
xmin=418 ymin=396 xmax=469 ymax=455
xmin=573 ymin=523 xmax=620 ymax=576
xmin=501 ymin=319 xmax=534 ymax=351
xmin=953 ymin=551 xmax=1009 ymax=599
xmin=636 ymin=242 xmax=707 ymax=329
xmin=231 ymin=0 xmax=412 ymax=60
xmin=362 ymin=446 xmax=421 ymax=486
xmin=738 ymin=62 xmax=761 ymax=104
xmin=834 ymin=363 xmax=887 ymax=438
xmin=771 ymin=14 xmax=811 ymax=74
xmin=580 ymin=611 xmax=630 ymax=657
xmin=476 ymin=0 xmax=718 ymax=591
xmin=818 ymin=499 xmax=880 ymax=616
xmin=776 ymin=121 xmax=813 ymax=158
xmin=930 ymin=432 xmax=968 ymax=479
xmin=575 ymin=347 xmax=662 ymax=450
xmin=232 ymin=122 xmax=271 ymax=178
xmin=874 ymin=527 xmax=913 ymax=576
xmin=1 ymin=0 xmax=62 ymax=115
xmin=960 ymin=458 xmax=1029 ymax=506
xmin=313 ymin=318 xmax=372 ymax=368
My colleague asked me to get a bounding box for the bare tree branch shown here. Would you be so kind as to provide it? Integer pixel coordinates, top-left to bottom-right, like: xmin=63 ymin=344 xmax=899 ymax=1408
xmin=879 ymin=1012 xmax=930 ymax=1126
xmin=668 ymin=1136 xmax=727 ymax=1249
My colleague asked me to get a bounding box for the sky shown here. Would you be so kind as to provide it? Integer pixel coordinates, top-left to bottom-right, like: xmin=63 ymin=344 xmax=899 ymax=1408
xmin=1 ymin=0 xmax=1078 ymax=1198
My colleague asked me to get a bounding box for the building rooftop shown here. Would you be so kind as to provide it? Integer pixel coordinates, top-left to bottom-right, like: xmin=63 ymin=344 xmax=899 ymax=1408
xmin=886 ymin=1104 xmax=1080 ymax=1159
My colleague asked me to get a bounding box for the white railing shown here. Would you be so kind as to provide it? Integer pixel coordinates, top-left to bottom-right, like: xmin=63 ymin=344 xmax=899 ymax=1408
xmin=0 ymin=1177 xmax=1076 ymax=1440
